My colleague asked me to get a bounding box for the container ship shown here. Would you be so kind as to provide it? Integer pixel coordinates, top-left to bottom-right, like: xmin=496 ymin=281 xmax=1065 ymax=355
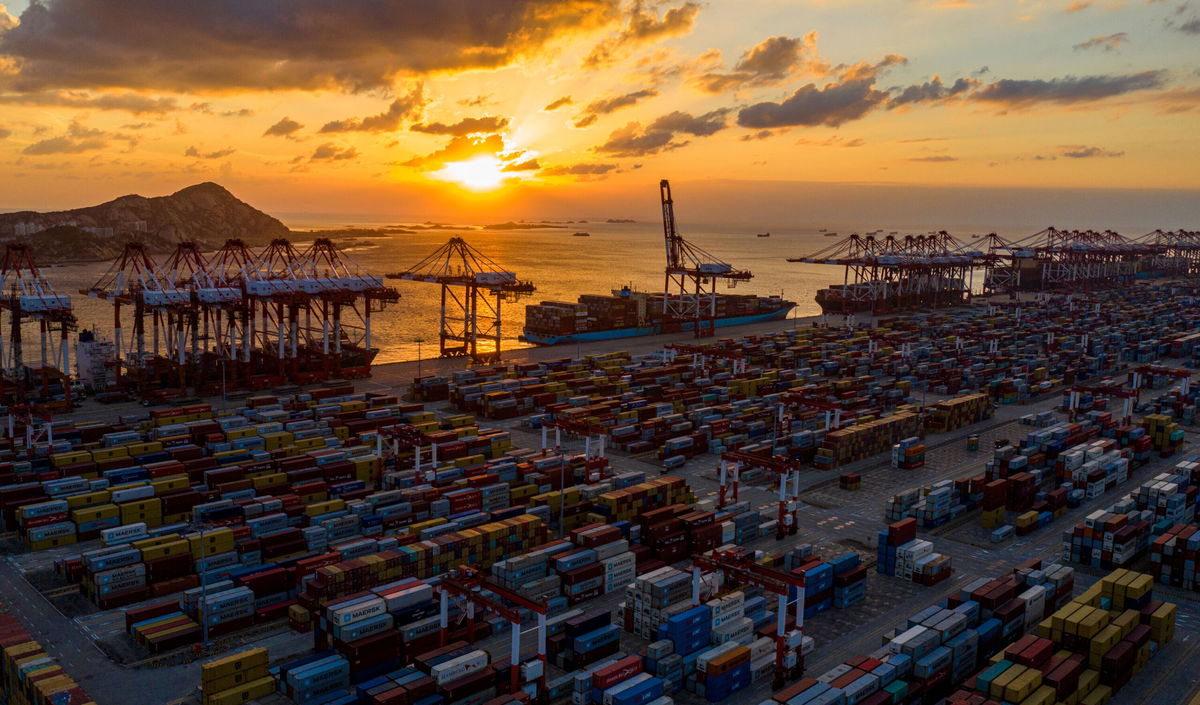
xmin=522 ymin=287 xmax=795 ymax=345
xmin=814 ymin=279 xmax=968 ymax=315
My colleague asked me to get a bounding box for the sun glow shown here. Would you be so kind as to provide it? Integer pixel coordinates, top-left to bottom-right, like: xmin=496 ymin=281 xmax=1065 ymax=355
xmin=436 ymin=156 xmax=507 ymax=191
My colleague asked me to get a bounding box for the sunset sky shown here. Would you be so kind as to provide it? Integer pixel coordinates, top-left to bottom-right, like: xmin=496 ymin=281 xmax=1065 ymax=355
xmin=0 ymin=0 xmax=1197 ymax=226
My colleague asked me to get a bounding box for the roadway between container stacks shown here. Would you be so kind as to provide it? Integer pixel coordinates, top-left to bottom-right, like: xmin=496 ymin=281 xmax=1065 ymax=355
xmin=0 ymin=554 xmax=316 ymax=705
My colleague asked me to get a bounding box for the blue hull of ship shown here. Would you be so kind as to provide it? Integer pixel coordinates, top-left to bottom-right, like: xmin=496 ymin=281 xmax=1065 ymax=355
xmin=522 ymin=306 xmax=795 ymax=346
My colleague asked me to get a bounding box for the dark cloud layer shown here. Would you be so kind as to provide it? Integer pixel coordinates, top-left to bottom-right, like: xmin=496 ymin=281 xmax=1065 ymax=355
xmin=889 ymin=76 xmax=978 ymax=108
xmin=0 ymin=0 xmax=620 ymax=92
xmin=411 ymin=116 xmax=509 ymax=136
xmin=0 ymin=90 xmax=177 ymax=113
xmin=544 ymin=96 xmax=573 ymax=111
xmin=574 ymin=89 xmax=658 ymax=127
xmin=972 ymin=71 xmax=1166 ymax=106
xmin=595 ymin=109 xmax=728 ymax=156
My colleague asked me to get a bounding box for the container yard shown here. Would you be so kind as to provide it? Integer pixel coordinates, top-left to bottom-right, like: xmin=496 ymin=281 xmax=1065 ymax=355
xmin=2 ymin=275 xmax=1200 ymax=705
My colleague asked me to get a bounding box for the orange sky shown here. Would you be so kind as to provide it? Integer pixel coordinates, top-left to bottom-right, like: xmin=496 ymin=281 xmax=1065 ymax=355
xmin=0 ymin=0 xmax=1197 ymax=226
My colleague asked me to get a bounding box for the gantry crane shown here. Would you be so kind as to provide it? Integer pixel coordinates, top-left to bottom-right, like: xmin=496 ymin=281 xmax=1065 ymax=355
xmin=438 ymin=566 xmax=549 ymax=698
xmin=789 ymin=232 xmax=984 ymax=316
xmin=1130 ymin=365 xmax=1192 ymax=398
xmin=659 ymin=180 xmax=752 ymax=338
xmin=716 ymin=449 xmax=802 ymax=538
xmin=0 ymin=244 xmax=75 ymax=409
xmin=389 ymin=237 xmax=534 ymax=364
xmin=1065 ymin=384 xmax=1137 ymax=426
xmin=84 ymin=237 xmax=397 ymax=398
xmin=690 ymin=549 xmax=807 ymax=688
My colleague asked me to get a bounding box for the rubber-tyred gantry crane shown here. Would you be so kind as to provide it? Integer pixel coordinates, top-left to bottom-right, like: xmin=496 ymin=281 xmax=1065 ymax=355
xmin=1065 ymin=384 xmax=1136 ymax=426
xmin=389 ymin=237 xmax=534 ymax=364
xmin=690 ymin=548 xmax=807 ymax=688
xmin=717 ymin=449 xmax=802 ymax=539
xmin=437 ymin=566 xmax=549 ymax=698
xmin=659 ymin=180 xmax=752 ymax=338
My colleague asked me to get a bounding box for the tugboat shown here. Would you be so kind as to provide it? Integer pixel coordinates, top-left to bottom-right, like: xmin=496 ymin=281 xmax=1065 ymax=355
xmin=572 ymin=231 xmax=591 ymax=237
xmin=757 ymin=232 xmax=770 ymax=238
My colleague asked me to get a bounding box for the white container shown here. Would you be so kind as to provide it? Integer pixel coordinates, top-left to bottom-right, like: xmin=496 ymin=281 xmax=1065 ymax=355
xmin=433 ymin=650 xmax=490 ymax=685
xmin=329 ymin=596 xmax=386 ymax=627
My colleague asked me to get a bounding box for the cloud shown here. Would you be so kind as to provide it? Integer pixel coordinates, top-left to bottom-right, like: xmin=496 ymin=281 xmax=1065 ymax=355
xmin=1059 ymin=144 xmax=1124 ymax=158
xmin=458 ymin=95 xmax=493 ymax=107
xmin=740 ymin=130 xmax=774 ymax=141
xmin=320 ymin=86 xmax=426 ymax=133
xmin=23 ymin=136 xmax=106 ymax=155
xmin=403 ymin=134 xmax=505 ymax=169
xmin=121 ymin=122 xmax=154 ymax=130
xmin=0 ymin=127 xmax=10 ymax=139
xmin=410 ymin=116 xmax=510 ymax=136
xmin=310 ymin=143 xmax=358 ymax=161
xmin=0 ymin=1 xmax=621 ymax=92
xmin=1074 ymin=32 xmax=1128 ymax=52
xmin=573 ymin=89 xmax=658 ymax=127
xmin=502 ymin=158 xmax=540 ymax=171
xmin=691 ymin=33 xmax=828 ymax=94
xmin=0 ymin=3 xmax=16 ymax=31
xmin=264 ymin=116 xmax=304 ymax=138
xmin=595 ymin=109 xmax=728 ymax=156
xmin=1065 ymin=0 xmax=1093 ymax=12
xmin=889 ymin=75 xmax=979 ymax=107
xmin=190 ymin=102 xmax=252 ymax=116
xmin=1179 ymin=18 xmax=1200 ymax=34
xmin=540 ymin=162 xmax=619 ymax=175
xmin=909 ymin=155 xmax=957 ymax=162
xmin=0 ymin=90 xmax=177 ymax=113
xmin=898 ymin=137 xmax=947 ymax=143
xmin=739 ymin=79 xmax=886 ymax=128
xmin=185 ymin=145 xmax=236 ymax=159
xmin=972 ymin=70 xmax=1166 ymax=107
xmin=584 ymin=1 xmax=700 ymax=68
xmin=544 ymin=96 xmax=573 ymax=111
xmin=795 ymin=135 xmax=865 ymax=147
xmin=973 ymin=66 xmax=990 ymax=76
xmin=737 ymin=55 xmax=904 ymax=128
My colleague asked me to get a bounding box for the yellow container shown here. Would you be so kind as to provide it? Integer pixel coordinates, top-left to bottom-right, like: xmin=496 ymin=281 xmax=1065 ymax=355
xmin=139 ymin=538 xmax=190 ymax=561
xmin=305 ymin=499 xmax=344 ymax=517
xmin=990 ymin=664 xmax=1024 ymax=700
xmin=201 ymin=647 xmax=269 ymax=686
xmin=65 ymin=490 xmax=111 ymax=508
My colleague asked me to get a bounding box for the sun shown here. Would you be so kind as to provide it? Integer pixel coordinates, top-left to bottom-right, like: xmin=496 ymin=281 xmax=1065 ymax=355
xmin=436 ymin=156 xmax=506 ymax=191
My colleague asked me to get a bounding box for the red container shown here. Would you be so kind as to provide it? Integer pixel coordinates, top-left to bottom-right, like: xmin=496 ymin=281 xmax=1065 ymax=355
xmin=592 ymin=655 xmax=643 ymax=690
xmin=887 ymin=518 xmax=917 ymax=546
